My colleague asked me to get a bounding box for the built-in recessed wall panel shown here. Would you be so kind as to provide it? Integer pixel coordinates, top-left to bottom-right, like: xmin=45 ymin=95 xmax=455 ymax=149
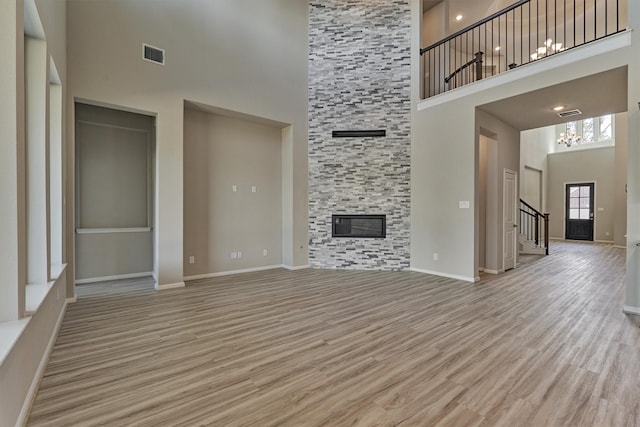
xmin=183 ymin=108 xmax=283 ymax=276
xmin=75 ymin=232 xmax=153 ymax=280
xmin=74 ymin=103 xmax=155 ymax=282
xmin=308 ymin=0 xmax=412 ymax=270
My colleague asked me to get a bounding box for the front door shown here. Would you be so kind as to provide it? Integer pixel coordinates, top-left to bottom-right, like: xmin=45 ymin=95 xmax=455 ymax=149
xmin=565 ymin=183 xmax=594 ymax=241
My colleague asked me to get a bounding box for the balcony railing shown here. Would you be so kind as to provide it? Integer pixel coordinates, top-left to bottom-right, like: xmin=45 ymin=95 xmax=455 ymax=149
xmin=420 ymin=0 xmax=627 ymax=99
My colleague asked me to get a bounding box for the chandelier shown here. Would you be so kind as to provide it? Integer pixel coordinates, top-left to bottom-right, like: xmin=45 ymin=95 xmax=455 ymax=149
xmin=557 ymin=130 xmax=581 ymax=147
xmin=530 ymin=39 xmax=564 ymax=60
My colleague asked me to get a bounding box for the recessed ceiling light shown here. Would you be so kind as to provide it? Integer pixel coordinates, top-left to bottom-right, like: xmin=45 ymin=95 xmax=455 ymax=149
xmin=456 ymin=14 xmax=463 ymax=21
xmin=553 ymin=106 xmax=565 ymax=111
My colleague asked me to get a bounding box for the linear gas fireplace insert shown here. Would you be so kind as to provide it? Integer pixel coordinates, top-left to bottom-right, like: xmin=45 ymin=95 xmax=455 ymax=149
xmin=332 ymin=214 xmax=386 ymax=238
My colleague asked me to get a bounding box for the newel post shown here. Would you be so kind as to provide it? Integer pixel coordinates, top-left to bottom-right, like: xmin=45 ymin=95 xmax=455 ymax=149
xmin=544 ymin=213 xmax=550 ymax=255
xmin=475 ymin=51 xmax=484 ymax=81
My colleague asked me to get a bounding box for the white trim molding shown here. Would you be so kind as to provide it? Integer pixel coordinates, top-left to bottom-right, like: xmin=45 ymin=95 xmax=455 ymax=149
xmin=17 ymin=299 xmax=68 ymax=427
xmin=185 ymin=265 xmax=286 ymax=281
xmin=623 ymin=306 xmax=640 ymax=316
xmin=75 ymin=227 xmax=152 ymax=234
xmin=483 ymin=269 xmax=505 ymax=275
xmin=75 ymin=272 xmax=153 ymax=285
xmin=409 ymin=267 xmax=476 ymax=283
xmin=155 ymin=282 xmax=186 ymax=291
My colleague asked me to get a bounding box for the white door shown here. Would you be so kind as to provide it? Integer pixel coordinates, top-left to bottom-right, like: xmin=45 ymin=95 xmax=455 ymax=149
xmin=503 ymin=169 xmax=517 ymax=271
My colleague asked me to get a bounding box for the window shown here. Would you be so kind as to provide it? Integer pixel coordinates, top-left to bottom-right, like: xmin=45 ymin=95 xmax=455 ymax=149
xmin=582 ymin=118 xmax=594 ymax=142
xmin=564 ymin=114 xmax=614 ymax=146
xmin=599 ymin=115 xmax=612 ymax=140
xmin=568 ymin=186 xmax=591 ymax=219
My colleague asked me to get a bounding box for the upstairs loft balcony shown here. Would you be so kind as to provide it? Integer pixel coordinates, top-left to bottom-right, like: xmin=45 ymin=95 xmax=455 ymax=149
xmin=420 ymin=0 xmax=628 ymax=99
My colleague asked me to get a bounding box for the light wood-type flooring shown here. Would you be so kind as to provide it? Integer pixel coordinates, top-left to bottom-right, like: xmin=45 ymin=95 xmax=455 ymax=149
xmin=28 ymin=242 xmax=640 ymax=426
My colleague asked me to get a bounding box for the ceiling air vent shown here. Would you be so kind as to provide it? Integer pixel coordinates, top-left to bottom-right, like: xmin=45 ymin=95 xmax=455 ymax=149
xmin=143 ymin=43 xmax=165 ymax=65
xmin=557 ymin=109 xmax=582 ymax=118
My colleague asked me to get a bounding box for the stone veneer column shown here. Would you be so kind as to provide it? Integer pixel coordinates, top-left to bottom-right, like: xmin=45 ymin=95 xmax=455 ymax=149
xmin=308 ymin=0 xmax=411 ymax=270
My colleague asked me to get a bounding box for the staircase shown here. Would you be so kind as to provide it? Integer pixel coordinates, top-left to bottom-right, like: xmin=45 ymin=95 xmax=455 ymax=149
xmin=519 ymin=199 xmax=549 ymax=256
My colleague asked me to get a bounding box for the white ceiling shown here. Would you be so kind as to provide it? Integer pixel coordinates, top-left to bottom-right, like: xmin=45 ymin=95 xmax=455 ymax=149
xmin=478 ymin=66 xmax=628 ymax=131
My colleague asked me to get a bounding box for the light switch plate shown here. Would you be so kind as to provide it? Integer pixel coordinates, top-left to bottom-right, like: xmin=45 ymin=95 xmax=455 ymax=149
xmin=459 ymin=201 xmax=470 ymax=209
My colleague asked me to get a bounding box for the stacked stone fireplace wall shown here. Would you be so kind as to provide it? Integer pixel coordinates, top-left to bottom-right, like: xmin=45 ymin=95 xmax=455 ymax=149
xmin=308 ymin=0 xmax=411 ymax=270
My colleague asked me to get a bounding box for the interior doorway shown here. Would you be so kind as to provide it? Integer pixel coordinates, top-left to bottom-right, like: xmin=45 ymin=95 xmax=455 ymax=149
xmin=478 ymin=134 xmax=498 ymax=273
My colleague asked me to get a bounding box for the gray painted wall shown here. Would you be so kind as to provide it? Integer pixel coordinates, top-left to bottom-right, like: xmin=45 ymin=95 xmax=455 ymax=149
xmin=67 ymin=0 xmax=309 ymax=287
xmin=520 ymin=125 xmax=556 ymax=213
xmin=183 ymin=108 xmax=283 ymax=276
xmin=308 ymin=0 xmax=412 ymax=270
xmin=614 ymin=112 xmax=628 ymax=247
xmin=0 ymin=2 xmax=68 ymax=426
xmin=548 ymin=147 xmax=616 ymax=242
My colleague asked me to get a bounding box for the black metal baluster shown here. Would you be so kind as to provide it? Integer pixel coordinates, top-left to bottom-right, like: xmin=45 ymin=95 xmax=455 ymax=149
xmin=583 ymin=0 xmax=586 ymax=43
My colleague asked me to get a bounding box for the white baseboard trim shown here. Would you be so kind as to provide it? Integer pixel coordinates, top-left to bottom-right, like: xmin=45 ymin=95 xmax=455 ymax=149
xmin=155 ymin=281 xmax=186 ymax=291
xmin=623 ymin=305 xmax=640 ymax=316
xmin=613 ymin=245 xmax=626 ymax=249
xmin=66 ymin=296 xmax=77 ymax=303
xmin=282 ymin=264 xmax=310 ymax=271
xmin=184 ymin=265 xmax=285 ymax=281
xmin=483 ymin=269 xmax=504 ymax=275
xmin=75 ymin=272 xmax=153 ymax=285
xmin=17 ymin=299 xmax=68 ymax=426
xmin=409 ymin=267 xmax=476 ymax=283
xmin=594 ymin=240 xmax=615 ymax=244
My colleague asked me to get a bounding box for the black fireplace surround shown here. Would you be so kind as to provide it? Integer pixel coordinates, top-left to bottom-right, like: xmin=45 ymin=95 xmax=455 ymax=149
xmin=332 ymin=214 xmax=386 ymax=238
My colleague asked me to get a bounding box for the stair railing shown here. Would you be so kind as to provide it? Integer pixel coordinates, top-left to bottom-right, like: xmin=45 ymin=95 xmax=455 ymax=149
xmin=420 ymin=0 xmax=626 ymax=99
xmin=519 ymin=199 xmax=549 ymax=255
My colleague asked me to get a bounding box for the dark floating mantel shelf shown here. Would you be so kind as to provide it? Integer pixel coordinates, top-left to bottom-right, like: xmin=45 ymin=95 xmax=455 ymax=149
xmin=332 ymin=130 xmax=386 ymax=138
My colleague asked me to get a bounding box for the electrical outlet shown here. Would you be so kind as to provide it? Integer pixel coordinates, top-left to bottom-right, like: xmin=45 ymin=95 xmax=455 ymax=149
xmin=188 ymin=256 xmax=195 ymax=264
xmin=263 ymin=249 xmax=268 ymax=256
xmin=433 ymin=253 xmax=439 ymax=261
xmin=232 ymin=184 xmax=237 ymax=192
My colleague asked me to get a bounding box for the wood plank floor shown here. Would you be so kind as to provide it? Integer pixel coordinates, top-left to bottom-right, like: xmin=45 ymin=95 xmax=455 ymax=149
xmin=28 ymin=242 xmax=640 ymax=426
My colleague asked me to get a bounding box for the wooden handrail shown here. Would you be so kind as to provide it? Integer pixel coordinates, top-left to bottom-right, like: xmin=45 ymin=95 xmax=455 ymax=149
xmin=444 ymin=51 xmax=484 ymax=84
xmin=520 ymin=198 xmax=546 ymax=218
xmin=420 ymin=0 xmax=530 ymax=54
xmin=519 ymin=199 xmax=550 ymax=255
